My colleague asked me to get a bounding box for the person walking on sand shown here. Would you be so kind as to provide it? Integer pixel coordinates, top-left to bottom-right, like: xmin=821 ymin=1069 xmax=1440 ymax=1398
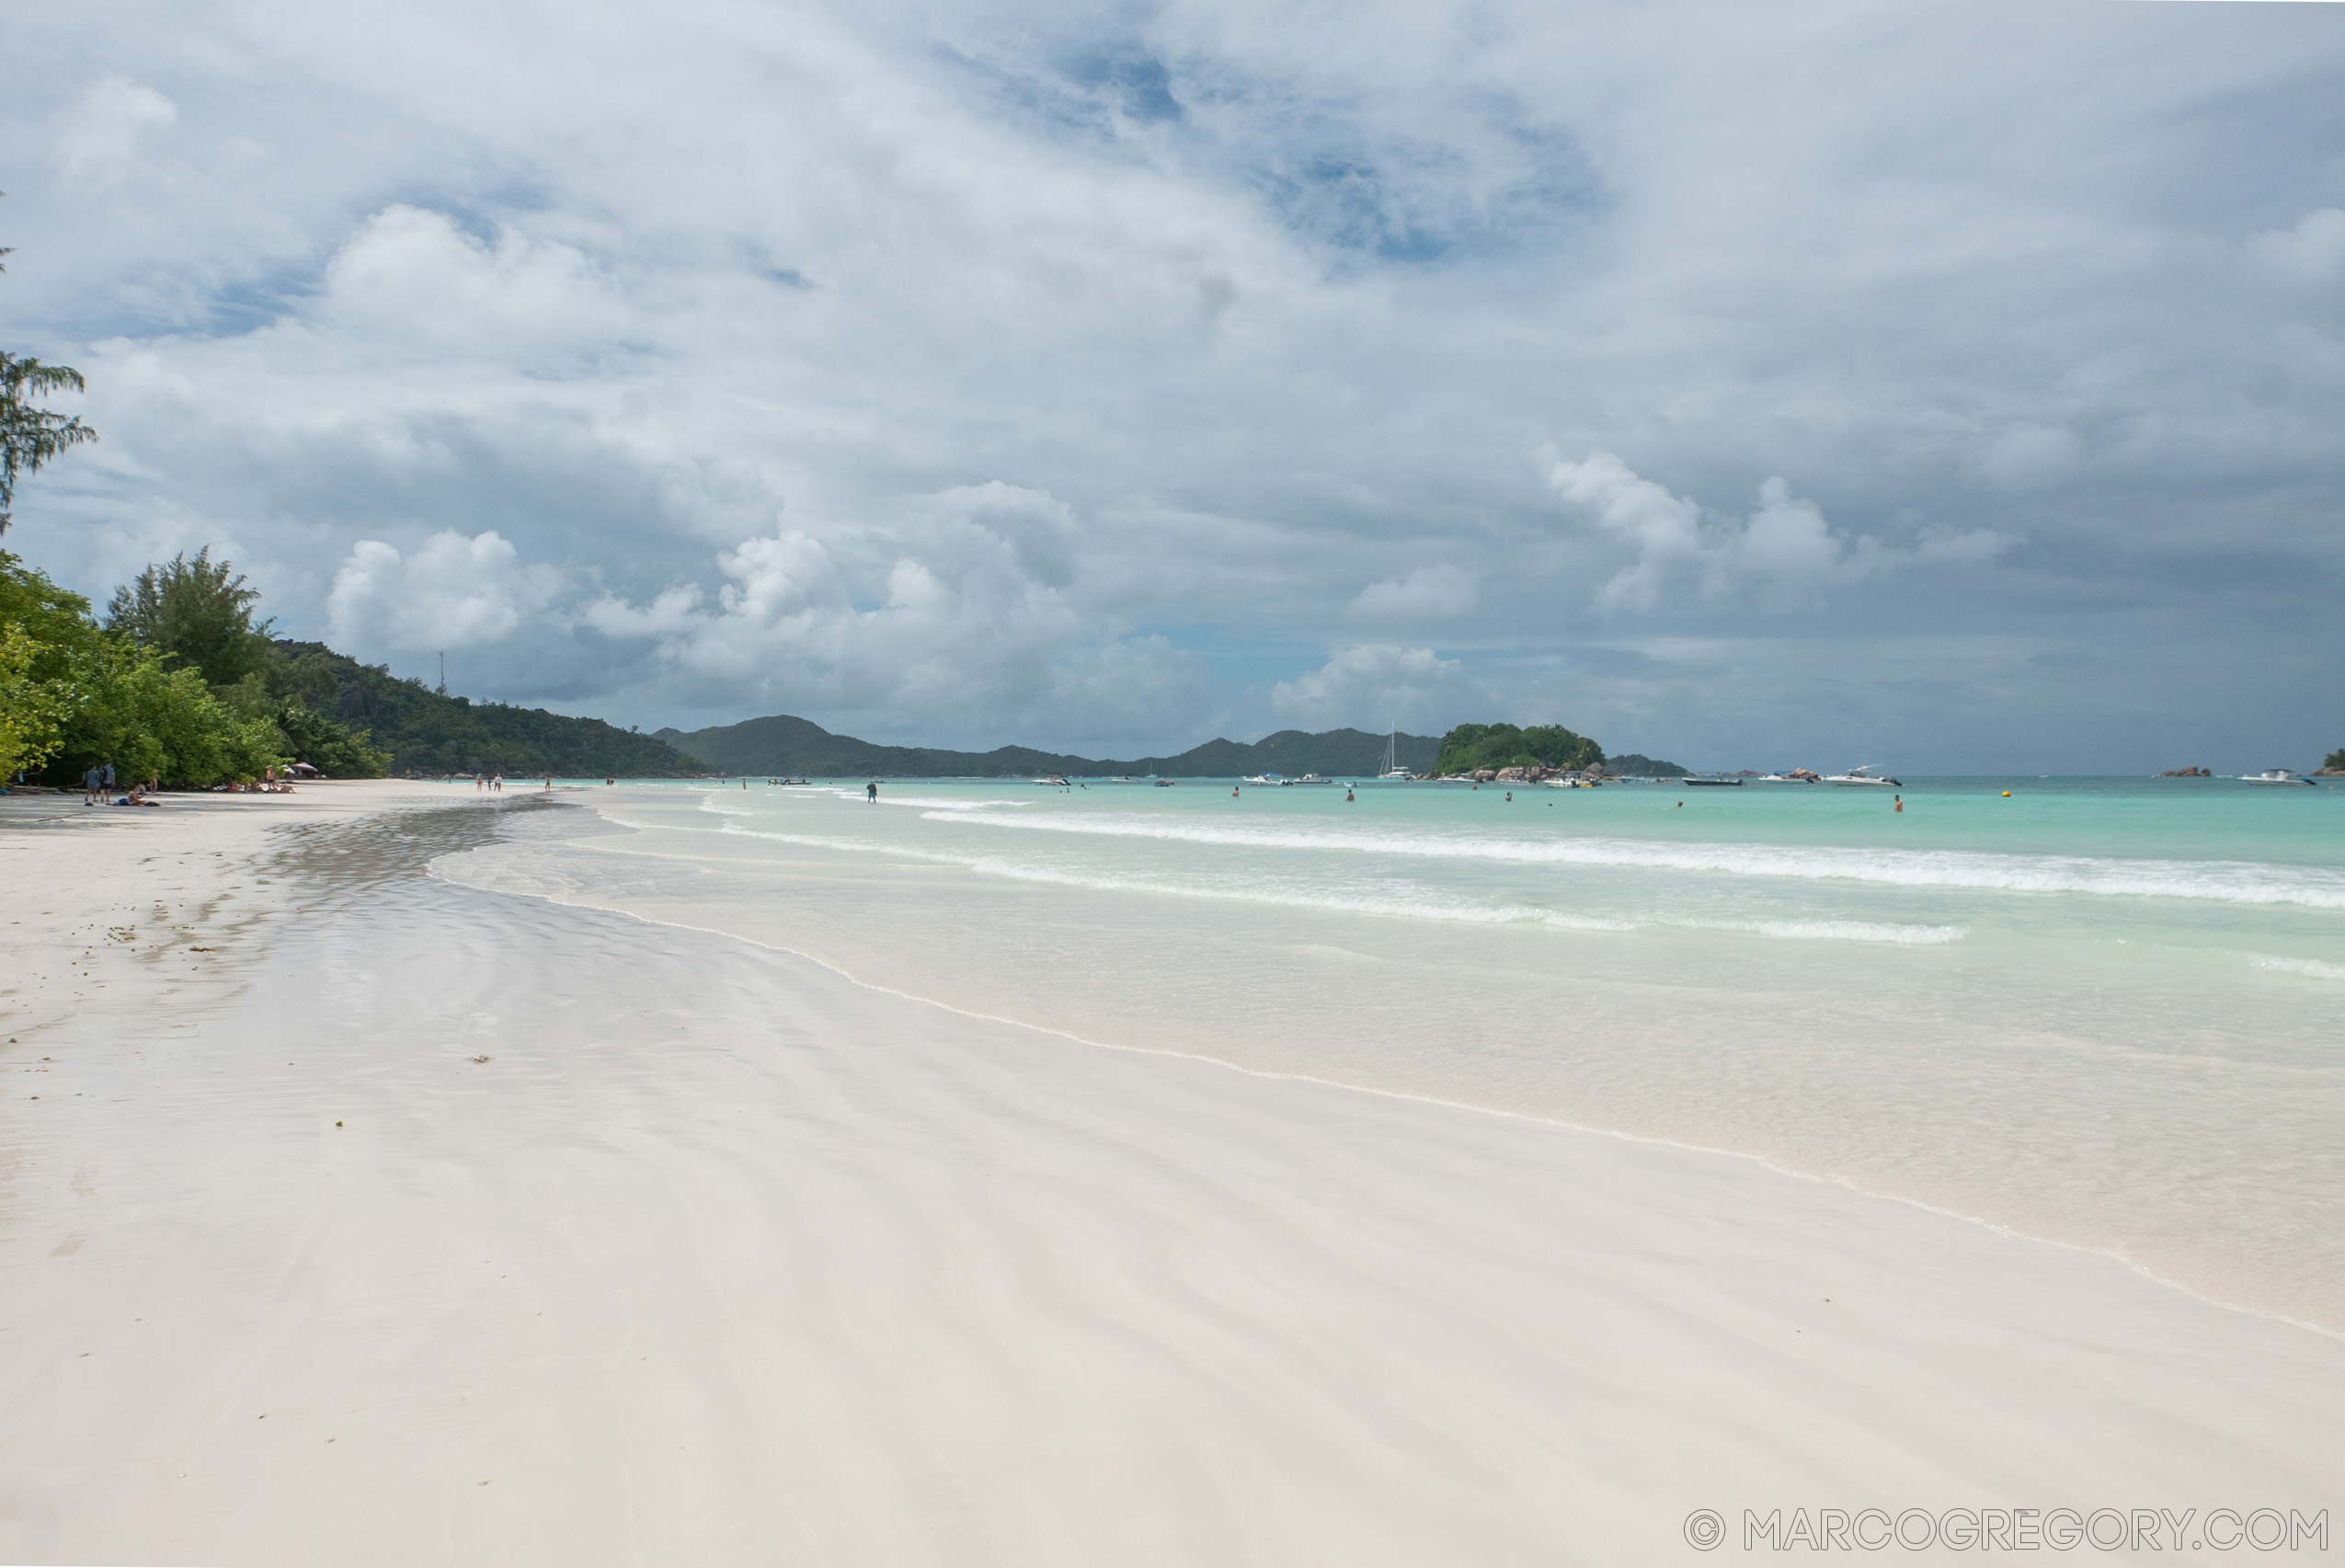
xmin=83 ymin=764 xmax=101 ymax=805
xmin=866 ymin=781 xmax=878 ymax=803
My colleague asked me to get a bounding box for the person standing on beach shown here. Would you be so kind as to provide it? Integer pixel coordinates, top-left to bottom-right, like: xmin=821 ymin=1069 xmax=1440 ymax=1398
xmin=83 ymin=764 xmax=100 ymax=804
xmin=866 ymin=781 xmax=877 ymax=803
xmin=102 ymin=761 xmax=115 ymax=792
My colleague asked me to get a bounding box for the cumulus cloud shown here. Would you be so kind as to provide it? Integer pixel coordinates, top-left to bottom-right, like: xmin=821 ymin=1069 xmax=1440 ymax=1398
xmin=1268 ymin=645 xmax=1490 ymax=732
xmin=1348 ymin=563 xmax=1477 ymax=622
xmin=54 ymin=75 xmax=176 ymax=182
xmin=315 ymin=206 xmax=623 ymax=351
xmin=1545 ymin=452 xmax=2014 ymax=612
xmin=328 ymin=531 xmax=565 ymax=651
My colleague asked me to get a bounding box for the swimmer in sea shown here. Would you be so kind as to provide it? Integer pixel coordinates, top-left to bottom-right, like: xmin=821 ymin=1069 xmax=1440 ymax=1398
xmin=1345 ymin=787 xmax=1355 ymax=801
xmin=1894 ymin=794 xmax=1903 ymax=813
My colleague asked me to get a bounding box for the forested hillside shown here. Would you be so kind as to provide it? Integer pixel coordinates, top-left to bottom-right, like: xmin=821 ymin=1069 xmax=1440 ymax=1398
xmin=275 ymin=643 xmax=706 ymax=777
xmin=654 ymin=715 xmax=1441 ymax=777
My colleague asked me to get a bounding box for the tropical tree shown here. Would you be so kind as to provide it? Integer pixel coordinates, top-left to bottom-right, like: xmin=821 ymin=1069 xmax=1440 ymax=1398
xmin=107 ymin=547 xmax=276 ymax=686
xmin=0 ymin=620 xmax=77 ymax=778
xmin=0 ymin=229 xmax=98 ymax=535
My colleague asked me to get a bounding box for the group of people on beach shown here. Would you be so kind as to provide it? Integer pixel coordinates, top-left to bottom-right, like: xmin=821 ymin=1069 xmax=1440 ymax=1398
xmin=213 ymin=768 xmax=297 ymax=795
xmin=80 ymin=761 xmax=161 ymax=807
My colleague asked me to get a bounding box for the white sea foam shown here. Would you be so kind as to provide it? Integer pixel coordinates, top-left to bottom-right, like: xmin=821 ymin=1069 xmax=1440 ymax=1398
xmin=711 ymin=822 xmax=1959 ymax=943
xmin=929 ymin=811 xmax=2345 ymax=910
xmin=1734 ymin=920 xmax=1968 ymax=945
xmin=2248 ymin=953 xmax=2345 ymax=980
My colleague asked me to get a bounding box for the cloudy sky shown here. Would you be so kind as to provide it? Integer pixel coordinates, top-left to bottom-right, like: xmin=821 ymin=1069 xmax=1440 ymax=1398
xmin=6 ymin=0 xmax=2342 ymax=770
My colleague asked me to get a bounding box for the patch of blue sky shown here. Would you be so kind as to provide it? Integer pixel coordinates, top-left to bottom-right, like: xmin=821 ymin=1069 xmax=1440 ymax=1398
xmin=730 ymin=239 xmax=814 ymax=289
xmin=1058 ymin=49 xmax=1184 ymax=124
xmin=1246 ymin=114 xmax=1600 ymax=269
xmin=197 ymin=262 xmax=320 ymax=337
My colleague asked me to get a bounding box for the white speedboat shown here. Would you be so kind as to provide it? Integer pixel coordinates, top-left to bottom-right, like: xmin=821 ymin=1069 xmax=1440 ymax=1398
xmin=1035 ymin=775 xmax=1070 ymax=786
xmin=1825 ymin=765 xmax=1902 ymax=787
xmin=1242 ymin=773 xmax=1293 ymax=786
xmin=2241 ymin=769 xmax=2316 ymax=786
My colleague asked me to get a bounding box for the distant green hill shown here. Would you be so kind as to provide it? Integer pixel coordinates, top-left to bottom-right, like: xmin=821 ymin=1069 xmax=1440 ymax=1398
xmin=651 ymin=714 xmax=1441 ymax=778
xmin=1604 ymin=752 xmax=1689 ymax=778
xmin=273 ymin=642 xmax=707 ymax=777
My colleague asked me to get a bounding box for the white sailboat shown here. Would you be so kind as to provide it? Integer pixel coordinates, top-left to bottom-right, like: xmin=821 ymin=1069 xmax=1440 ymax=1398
xmin=1378 ymin=728 xmax=1412 ymax=781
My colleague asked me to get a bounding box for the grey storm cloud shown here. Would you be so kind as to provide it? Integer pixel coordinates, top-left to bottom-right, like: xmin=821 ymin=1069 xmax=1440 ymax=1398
xmin=4 ymin=0 xmax=2341 ymax=769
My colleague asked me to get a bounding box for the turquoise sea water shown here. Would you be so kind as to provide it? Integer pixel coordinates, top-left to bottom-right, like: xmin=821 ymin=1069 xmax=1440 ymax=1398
xmin=513 ymin=773 xmax=2345 ymax=1326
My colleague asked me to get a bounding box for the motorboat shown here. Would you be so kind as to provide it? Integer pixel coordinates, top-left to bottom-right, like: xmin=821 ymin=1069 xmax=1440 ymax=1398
xmin=2241 ymin=769 xmax=2316 ymax=786
xmin=1035 ymin=775 xmax=1070 ymax=786
xmin=1294 ymin=773 xmax=1333 ymax=784
xmin=1825 ymin=765 xmax=1902 ymax=787
xmin=1243 ymin=773 xmax=1294 ymax=786
xmin=1681 ymin=774 xmax=1744 ymax=786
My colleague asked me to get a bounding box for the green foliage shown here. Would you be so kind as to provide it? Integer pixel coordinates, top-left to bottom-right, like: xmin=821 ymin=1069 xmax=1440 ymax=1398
xmin=269 ymin=641 xmax=703 ymax=776
xmin=1 ymin=548 xmax=288 ymax=787
xmin=2 ymin=549 xmax=100 ymax=780
xmin=0 ymin=620 xmax=75 ymax=777
xmin=107 ymin=547 xmax=275 ymax=686
xmin=63 ymin=636 xmax=284 ymax=786
xmin=1431 ymin=722 xmax=1605 ymax=775
xmin=2327 ymin=748 xmax=2345 ymax=773
xmin=267 ymin=689 xmax=393 ymax=777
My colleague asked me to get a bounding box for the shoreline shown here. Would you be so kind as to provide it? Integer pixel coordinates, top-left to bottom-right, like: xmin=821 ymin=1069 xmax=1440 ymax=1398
xmin=450 ymin=784 xmax=2345 ymax=1333
xmin=5 ymin=784 xmax=2340 ymax=1563
xmin=460 ymin=820 xmax=2345 ymax=1346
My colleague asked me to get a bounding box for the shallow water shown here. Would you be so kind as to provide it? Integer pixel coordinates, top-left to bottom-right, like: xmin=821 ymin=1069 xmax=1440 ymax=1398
xmin=453 ymin=775 xmax=2345 ymax=1329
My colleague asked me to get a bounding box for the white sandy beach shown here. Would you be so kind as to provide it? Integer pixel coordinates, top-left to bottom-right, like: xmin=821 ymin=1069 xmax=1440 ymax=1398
xmin=3 ymin=783 xmax=2339 ymax=1565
